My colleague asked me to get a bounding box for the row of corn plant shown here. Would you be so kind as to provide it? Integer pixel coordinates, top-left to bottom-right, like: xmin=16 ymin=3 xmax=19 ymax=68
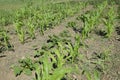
xmin=34 ymin=1 xmax=86 ymax=32
xmin=13 ymin=1 xmax=86 ymax=43
xmin=80 ymin=1 xmax=108 ymax=39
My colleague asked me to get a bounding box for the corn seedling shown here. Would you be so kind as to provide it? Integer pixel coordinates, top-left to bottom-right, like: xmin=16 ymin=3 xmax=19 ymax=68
xmin=66 ymin=34 xmax=81 ymax=62
xmin=35 ymin=53 xmax=53 ymax=80
xmin=26 ymin=18 xmax=36 ymax=39
xmin=81 ymin=1 xmax=107 ymax=39
xmin=67 ymin=21 xmax=78 ymax=30
xmin=0 ymin=30 xmax=10 ymax=50
xmin=13 ymin=57 xmax=34 ymax=76
xmin=93 ymin=70 xmax=101 ymax=80
xmin=1 ymin=30 xmax=10 ymax=49
xmin=81 ymin=13 xmax=91 ymax=39
xmin=51 ymin=42 xmax=69 ymax=68
xmin=103 ymin=5 xmax=115 ymax=38
xmin=14 ymin=20 xmax=25 ymax=43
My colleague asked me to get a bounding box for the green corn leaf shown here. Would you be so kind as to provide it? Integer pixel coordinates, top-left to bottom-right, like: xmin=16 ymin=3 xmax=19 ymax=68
xmin=102 ymin=18 xmax=107 ymax=25
xmin=23 ymin=68 xmax=32 ymax=76
xmin=94 ymin=70 xmax=100 ymax=80
xmin=34 ymin=63 xmax=41 ymax=80
xmin=13 ymin=66 xmax=23 ymax=76
xmin=41 ymin=53 xmax=53 ymax=80
xmin=85 ymin=71 xmax=92 ymax=80
xmin=49 ymin=67 xmax=71 ymax=80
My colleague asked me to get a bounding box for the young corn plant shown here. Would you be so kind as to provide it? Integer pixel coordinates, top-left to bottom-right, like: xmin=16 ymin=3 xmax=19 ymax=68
xmin=97 ymin=1 xmax=108 ymax=14
xmin=0 ymin=30 xmax=10 ymax=50
xmin=14 ymin=20 xmax=25 ymax=43
xmin=81 ymin=13 xmax=91 ymax=39
xmin=50 ymin=42 xmax=69 ymax=68
xmin=34 ymin=53 xmax=53 ymax=80
xmin=81 ymin=12 xmax=99 ymax=39
xmin=1 ymin=30 xmax=10 ymax=50
xmin=26 ymin=18 xmax=36 ymax=39
xmin=40 ymin=14 xmax=47 ymax=32
xmin=13 ymin=57 xmax=34 ymax=76
xmin=81 ymin=1 xmax=107 ymax=39
xmin=66 ymin=21 xmax=78 ymax=31
xmin=103 ymin=6 xmax=115 ymax=38
xmin=66 ymin=34 xmax=81 ymax=63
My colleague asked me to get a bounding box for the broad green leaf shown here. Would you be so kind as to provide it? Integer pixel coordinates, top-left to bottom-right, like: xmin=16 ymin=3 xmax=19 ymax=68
xmin=24 ymin=68 xmax=32 ymax=76
xmin=13 ymin=66 xmax=23 ymax=76
xmin=49 ymin=67 xmax=71 ymax=80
